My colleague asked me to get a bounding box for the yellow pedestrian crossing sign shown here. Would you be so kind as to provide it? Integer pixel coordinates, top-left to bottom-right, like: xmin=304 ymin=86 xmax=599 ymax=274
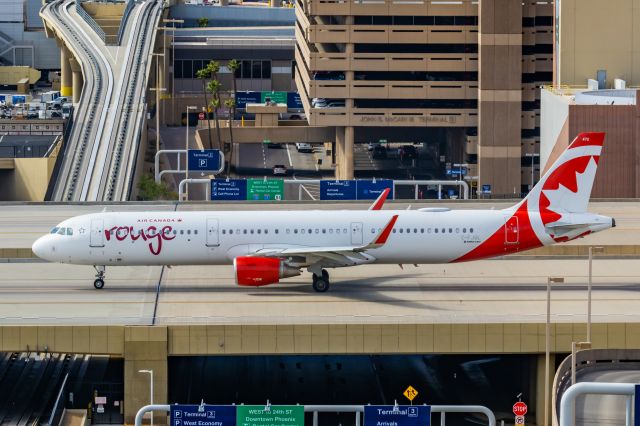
xmin=403 ymin=385 xmax=418 ymax=402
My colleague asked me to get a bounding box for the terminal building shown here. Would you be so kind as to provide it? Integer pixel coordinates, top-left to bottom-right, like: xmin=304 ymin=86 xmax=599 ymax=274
xmin=293 ymin=0 xmax=553 ymax=195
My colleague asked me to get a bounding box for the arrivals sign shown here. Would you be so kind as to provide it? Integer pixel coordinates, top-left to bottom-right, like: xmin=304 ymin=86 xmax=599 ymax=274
xmin=247 ymin=179 xmax=284 ymax=201
xmin=188 ymin=150 xmax=223 ymax=173
xmin=170 ymin=405 xmax=236 ymax=426
xmin=235 ymin=405 xmax=304 ymax=426
xmin=319 ymin=180 xmax=393 ymax=201
xmin=211 ymin=179 xmax=248 ymax=201
xmin=319 ymin=180 xmax=357 ymax=200
xmin=364 ymin=406 xmax=430 ymax=426
xmin=235 ymin=91 xmax=303 ymax=109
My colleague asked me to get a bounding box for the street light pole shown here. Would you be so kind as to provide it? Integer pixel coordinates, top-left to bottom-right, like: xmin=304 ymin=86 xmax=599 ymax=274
xmin=587 ymin=246 xmax=604 ymax=342
xmin=138 ymin=369 xmax=154 ymax=426
xmin=185 ymin=105 xmax=197 ymax=200
xmin=545 ymin=276 xmax=564 ymax=426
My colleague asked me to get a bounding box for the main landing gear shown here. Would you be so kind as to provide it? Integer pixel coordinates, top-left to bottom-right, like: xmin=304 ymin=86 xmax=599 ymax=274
xmin=93 ymin=265 xmax=106 ymax=289
xmin=312 ymin=269 xmax=330 ymax=293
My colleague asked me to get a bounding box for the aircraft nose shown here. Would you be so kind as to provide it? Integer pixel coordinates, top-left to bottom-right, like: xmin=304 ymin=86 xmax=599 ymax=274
xmin=32 ymin=236 xmax=51 ymax=260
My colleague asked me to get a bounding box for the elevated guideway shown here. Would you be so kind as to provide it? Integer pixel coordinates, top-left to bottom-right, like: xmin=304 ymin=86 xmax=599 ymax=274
xmin=41 ymin=0 xmax=162 ymax=202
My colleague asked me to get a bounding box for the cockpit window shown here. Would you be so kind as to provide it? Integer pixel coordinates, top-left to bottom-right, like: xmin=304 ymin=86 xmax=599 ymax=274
xmin=50 ymin=227 xmax=59 ymax=234
xmin=57 ymin=227 xmax=66 ymax=235
xmin=66 ymin=228 xmax=73 ymax=236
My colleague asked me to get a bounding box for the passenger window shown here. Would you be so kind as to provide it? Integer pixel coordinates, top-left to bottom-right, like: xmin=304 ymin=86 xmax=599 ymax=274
xmin=308 ymin=229 xmax=312 ymax=234
xmin=194 ymin=230 xmax=198 ymax=235
xmin=393 ymin=229 xmax=396 ymax=233
xmin=406 ymin=228 xmax=410 ymax=233
xmin=427 ymin=228 xmax=431 ymax=233
xmin=322 ymin=229 xmax=326 ymax=234
xmin=470 ymin=228 xmax=474 ymax=233
xmin=187 ymin=230 xmax=191 ymax=235
xmin=301 ymin=229 xmax=306 ymax=234
xmin=294 ymin=229 xmax=298 ymax=234
xmin=229 ymin=230 xmax=233 ymax=235
xmin=463 ymin=228 xmax=467 ymax=233
xmin=275 ymin=229 xmax=279 ymax=234
xmin=435 ymin=229 xmax=438 ymax=234
xmin=286 ymin=229 xmax=290 ymax=234
xmin=250 ymin=229 xmax=254 ymax=234
xmin=265 ymin=229 xmax=269 ymax=234
xmin=243 ymin=230 xmax=247 ymax=234
xmin=449 ymin=228 xmax=452 ymax=233
xmin=455 ymin=228 xmax=459 ymax=233
xmin=399 ymin=229 xmax=403 ymax=233
xmin=173 ymin=230 xmax=177 ymax=235
xmin=315 ymin=229 xmax=319 ymax=234
xmin=420 ymin=228 xmax=424 ymax=233
xmin=442 ymin=228 xmax=445 ymax=233
xmin=329 ymin=229 xmax=333 ymax=234
xmin=414 ymin=229 xmax=418 ymax=234
xmin=180 ymin=230 xmax=184 ymax=235
xmin=371 ymin=228 xmax=375 ymax=234
xmin=222 ymin=230 xmax=226 ymax=235
xmin=257 ymin=229 xmax=261 ymax=234
xmin=343 ymin=228 xmax=348 ymax=233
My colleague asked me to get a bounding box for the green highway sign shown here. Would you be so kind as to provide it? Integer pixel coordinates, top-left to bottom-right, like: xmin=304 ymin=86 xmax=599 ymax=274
xmin=236 ymin=405 xmax=304 ymax=426
xmin=261 ymin=91 xmax=287 ymax=104
xmin=247 ymin=179 xmax=284 ymax=201
xmin=263 ymin=139 xmax=271 ymax=144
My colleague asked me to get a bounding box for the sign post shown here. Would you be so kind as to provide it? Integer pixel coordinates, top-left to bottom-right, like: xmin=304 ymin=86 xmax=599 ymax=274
xmin=211 ymin=179 xmax=248 ymax=201
xmin=513 ymin=401 xmax=527 ymax=426
xmin=247 ymin=179 xmax=284 ymax=201
xmin=403 ymin=386 xmax=418 ymax=404
xmin=364 ymin=405 xmax=430 ymax=426
xmin=235 ymin=405 xmax=303 ymax=426
xmin=187 ymin=150 xmax=224 ymax=174
xmin=170 ymin=405 xmax=236 ymax=426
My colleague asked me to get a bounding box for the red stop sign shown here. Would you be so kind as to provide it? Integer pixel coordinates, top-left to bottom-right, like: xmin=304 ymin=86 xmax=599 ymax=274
xmin=513 ymin=402 xmax=527 ymax=416
xmin=198 ymin=112 xmax=205 ymax=120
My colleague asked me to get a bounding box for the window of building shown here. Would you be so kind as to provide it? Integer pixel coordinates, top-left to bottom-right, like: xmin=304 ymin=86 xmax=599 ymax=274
xmin=236 ymin=60 xmax=272 ymax=79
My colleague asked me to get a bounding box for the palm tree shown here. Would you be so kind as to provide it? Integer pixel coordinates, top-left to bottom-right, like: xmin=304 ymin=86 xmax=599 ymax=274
xmin=226 ymin=59 xmax=240 ymax=174
xmin=195 ymin=66 xmax=213 ymax=149
xmin=207 ymin=84 xmax=222 ymax=150
xmin=224 ymin=98 xmax=235 ymax=176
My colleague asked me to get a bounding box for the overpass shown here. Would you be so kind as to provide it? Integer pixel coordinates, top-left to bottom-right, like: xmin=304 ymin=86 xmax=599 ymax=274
xmin=40 ymin=0 xmax=162 ymax=202
xmin=0 ymin=200 xmax=639 ymax=424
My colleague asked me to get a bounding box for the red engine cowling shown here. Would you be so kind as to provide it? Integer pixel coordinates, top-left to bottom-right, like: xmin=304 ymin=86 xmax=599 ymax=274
xmin=234 ymin=257 xmax=300 ymax=286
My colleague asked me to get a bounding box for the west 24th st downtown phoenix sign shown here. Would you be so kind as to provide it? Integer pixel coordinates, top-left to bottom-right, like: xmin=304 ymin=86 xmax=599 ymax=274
xmin=170 ymin=405 xmax=431 ymax=426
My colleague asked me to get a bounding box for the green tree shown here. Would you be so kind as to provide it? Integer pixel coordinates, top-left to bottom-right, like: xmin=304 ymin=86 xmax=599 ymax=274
xmin=137 ymin=175 xmax=177 ymax=200
xmin=197 ymin=17 xmax=209 ymax=27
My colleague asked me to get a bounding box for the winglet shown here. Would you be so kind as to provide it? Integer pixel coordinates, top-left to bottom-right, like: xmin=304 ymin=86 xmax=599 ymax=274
xmin=361 ymin=215 xmax=398 ymax=250
xmin=368 ymin=188 xmax=391 ymax=211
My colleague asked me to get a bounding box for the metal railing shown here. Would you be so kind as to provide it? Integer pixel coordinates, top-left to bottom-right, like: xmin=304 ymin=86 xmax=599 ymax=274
xmin=135 ymin=404 xmax=496 ymax=426
xmin=559 ymin=382 xmax=636 ymax=426
xmin=45 ymin=372 xmax=69 ymax=426
xmin=75 ymin=1 xmax=107 ymax=43
xmin=116 ymin=0 xmax=136 ymax=45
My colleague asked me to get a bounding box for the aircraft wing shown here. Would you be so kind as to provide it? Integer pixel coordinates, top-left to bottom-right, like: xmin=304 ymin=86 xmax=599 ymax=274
xmin=252 ymin=215 xmax=398 ymax=263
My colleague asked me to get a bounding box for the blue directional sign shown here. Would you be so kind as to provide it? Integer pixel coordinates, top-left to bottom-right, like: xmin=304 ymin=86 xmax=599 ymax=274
xmin=364 ymin=406 xmax=430 ymax=426
xmin=170 ymin=405 xmax=236 ymax=426
xmin=287 ymin=92 xmax=303 ymax=109
xmin=320 ymin=180 xmax=357 ymax=200
xmin=211 ymin=179 xmax=247 ymax=201
xmin=446 ymin=167 xmax=467 ymax=176
xmin=356 ymin=179 xmax=394 ymax=200
xmin=235 ymin=91 xmax=261 ymax=109
xmin=188 ymin=150 xmax=223 ymax=173
xmin=482 ymin=184 xmax=492 ymax=194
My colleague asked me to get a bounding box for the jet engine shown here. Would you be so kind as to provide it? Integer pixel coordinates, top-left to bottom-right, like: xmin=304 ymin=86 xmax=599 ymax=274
xmin=234 ymin=257 xmax=301 ymax=286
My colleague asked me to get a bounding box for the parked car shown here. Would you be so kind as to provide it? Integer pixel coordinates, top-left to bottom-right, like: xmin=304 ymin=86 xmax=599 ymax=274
xmin=272 ymin=164 xmax=288 ymax=176
xmin=313 ymin=71 xmax=345 ymax=80
xmin=399 ymin=145 xmax=418 ymax=160
xmin=266 ymin=142 xmax=282 ymax=149
xmin=317 ymin=100 xmax=345 ymax=108
xmin=295 ymin=143 xmax=314 ymax=153
xmin=367 ymin=142 xmax=375 ymax=151
xmin=372 ymin=145 xmax=387 ymax=159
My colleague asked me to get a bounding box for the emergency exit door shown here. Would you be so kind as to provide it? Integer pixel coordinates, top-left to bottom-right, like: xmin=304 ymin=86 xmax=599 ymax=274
xmin=505 ymin=216 xmax=519 ymax=244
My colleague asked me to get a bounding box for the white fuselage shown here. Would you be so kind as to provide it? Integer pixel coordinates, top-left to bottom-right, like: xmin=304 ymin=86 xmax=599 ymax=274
xmin=32 ymin=208 xmax=613 ymax=267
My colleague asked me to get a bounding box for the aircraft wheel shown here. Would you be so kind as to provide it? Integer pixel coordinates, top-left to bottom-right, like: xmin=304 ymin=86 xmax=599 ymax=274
xmin=94 ymin=278 xmax=105 ymax=289
xmin=322 ymin=269 xmax=329 ymax=282
xmin=312 ymin=274 xmax=330 ymax=293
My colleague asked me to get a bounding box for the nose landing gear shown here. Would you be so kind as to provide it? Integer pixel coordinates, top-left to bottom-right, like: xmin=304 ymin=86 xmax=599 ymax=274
xmin=93 ymin=265 xmax=106 ymax=289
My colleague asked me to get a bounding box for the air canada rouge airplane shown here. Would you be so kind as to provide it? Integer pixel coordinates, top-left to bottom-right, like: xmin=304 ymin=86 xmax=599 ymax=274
xmin=33 ymin=132 xmax=614 ymax=292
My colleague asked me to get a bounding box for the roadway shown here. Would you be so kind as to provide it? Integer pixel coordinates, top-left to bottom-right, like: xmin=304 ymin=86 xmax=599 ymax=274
xmin=43 ymin=0 xmax=162 ymax=202
xmin=0 ymin=202 xmax=639 ymax=325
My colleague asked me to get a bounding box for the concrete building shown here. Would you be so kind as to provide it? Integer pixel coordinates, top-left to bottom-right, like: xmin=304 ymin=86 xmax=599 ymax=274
xmin=557 ymin=0 xmax=640 ymax=88
xmin=541 ymin=88 xmax=640 ymax=199
xmin=0 ymin=0 xmax=60 ymax=70
xmin=294 ymin=0 xmax=553 ymax=195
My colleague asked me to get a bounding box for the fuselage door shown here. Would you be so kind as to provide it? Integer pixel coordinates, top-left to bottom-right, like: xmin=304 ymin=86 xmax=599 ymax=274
xmin=351 ymin=222 xmax=363 ymax=245
xmin=90 ymin=219 xmax=104 ymax=247
xmin=206 ymin=218 xmax=220 ymax=247
xmin=505 ymin=216 xmax=519 ymax=244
